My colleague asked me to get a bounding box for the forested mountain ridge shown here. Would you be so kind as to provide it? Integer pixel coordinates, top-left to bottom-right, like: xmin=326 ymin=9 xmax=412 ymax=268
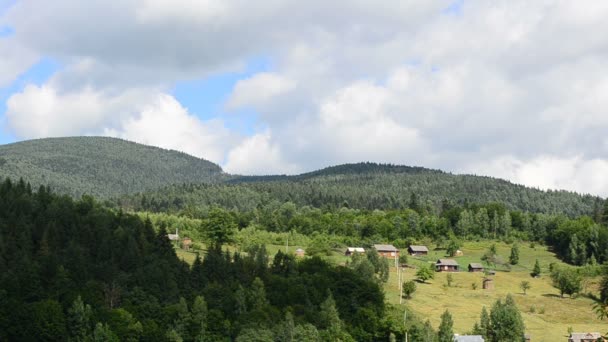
xmin=0 ymin=137 xmax=226 ymax=198
xmin=120 ymin=164 xmax=600 ymax=217
xmin=0 ymin=137 xmax=600 ymax=216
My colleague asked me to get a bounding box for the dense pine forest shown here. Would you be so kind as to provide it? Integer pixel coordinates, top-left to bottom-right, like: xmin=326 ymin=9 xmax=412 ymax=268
xmin=0 ymin=137 xmax=600 ymax=217
xmin=0 ymin=178 xmax=422 ymax=341
xmin=0 ymin=137 xmax=225 ymax=198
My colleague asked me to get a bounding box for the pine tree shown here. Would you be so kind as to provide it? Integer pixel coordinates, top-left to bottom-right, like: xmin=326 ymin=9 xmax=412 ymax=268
xmin=509 ymin=243 xmax=520 ymax=265
xmin=488 ymin=295 xmax=525 ymax=341
xmin=67 ymin=296 xmax=92 ymax=341
xmin=479 ymin=306 xmax=490 ymax=338
xmin=532 ymin=259 xmax=541 ymax=277
xmin=437 ymin=310 xmax=454 ymax=342
xmin=191 ymin=296 xmax=207 ymax=341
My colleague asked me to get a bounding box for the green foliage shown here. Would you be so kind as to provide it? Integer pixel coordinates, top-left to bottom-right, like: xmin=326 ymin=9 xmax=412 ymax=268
xmin=437 ymin=310 xmax=454 ymax=342
xmin=446 ymin=273 xmax=454 ymax=287
xmin=487 ymin=295 xmax=525 ymax=342
xmin=532 ymin=259 xmax=541 ymax=277
xmin=550 ymin=266 xmax=583 ymax=298
xmin=520 ymin=281 xmax=531 ymax=295
xmin=201 ymin=207 xmax=237 ymax=247
xmin=446 ymin=238 xmax=461 ymax=257
xmin=416 ymin=265 xmax=435 ymax=283
xmin=0 ymin=137 xmax=224 ymax=198
xmin=0 ymin=181 xmax=388 ymax=340
xmin=509 ymin=243 xmax=520 ymax=265
xmin=402 ymin=280 xmax=417 ymax=299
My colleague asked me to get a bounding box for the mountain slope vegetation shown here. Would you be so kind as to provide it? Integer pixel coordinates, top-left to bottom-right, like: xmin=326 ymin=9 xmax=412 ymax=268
xmin=0 ymin=137 xmax=600 ymax=216
xmin=121 ymin=162 xmax=600 ymax=217
xmin=0 ymin=137 xmax=225 ymax=198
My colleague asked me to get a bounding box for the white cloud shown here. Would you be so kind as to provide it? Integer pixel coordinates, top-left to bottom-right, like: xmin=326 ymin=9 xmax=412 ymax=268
xmin=105 ymin=94 xmax=234 ymax=163
xmin=3 ymin=1 xmax=608 ymax=195
xmin=228 ymin=72 xmax=296 ymax=109
xmin=6 ymin=83 xmax=235 ymax=164
xmin=0 ymin=37 xmax=37 ymax=87
xmin=224 ymin=131 xmax=298 ymax=175
xmin=462 ymin=156 xmax=608 ymax=196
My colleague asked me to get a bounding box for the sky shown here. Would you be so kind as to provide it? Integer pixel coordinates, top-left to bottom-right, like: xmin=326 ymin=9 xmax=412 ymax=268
xmin=1 ymin=1 xmax=608 ymax=196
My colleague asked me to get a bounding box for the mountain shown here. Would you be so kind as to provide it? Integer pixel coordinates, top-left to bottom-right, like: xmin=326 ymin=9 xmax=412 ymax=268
xmin=0 ymin=137 xmax=600 ymax=216
xmin=0 ymin=136 xmax=226 ymax=198
xmin=120 ymin=162 xmax=600 ymax=217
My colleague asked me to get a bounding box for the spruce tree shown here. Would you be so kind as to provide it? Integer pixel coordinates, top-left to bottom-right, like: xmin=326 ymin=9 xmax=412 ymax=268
xmin=67 ymin=296 xmax=92 ymax=341
xmin=532 ymin=259 xmax=541 ymax=277
xmin=509 ymin=243 xmax=520 ymax=265
xmin=438 ymin=310 xmax=454 ymax=342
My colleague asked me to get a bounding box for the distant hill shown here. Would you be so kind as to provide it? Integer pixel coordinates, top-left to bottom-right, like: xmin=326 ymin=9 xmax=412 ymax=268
xmin=0 ymin=137 xmax=226 ymax=198
xmin=0 ymin=137 xmax=600 ymax=216
xmin=121 ymin=162 xmax=600 ymax=217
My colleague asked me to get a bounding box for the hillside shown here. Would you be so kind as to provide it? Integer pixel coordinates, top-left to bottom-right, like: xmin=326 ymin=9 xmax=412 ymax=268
xmin=120 ymin=162 xmax=599 ymax=217
xmin=0 ymin=136 xmax=226 ymax=198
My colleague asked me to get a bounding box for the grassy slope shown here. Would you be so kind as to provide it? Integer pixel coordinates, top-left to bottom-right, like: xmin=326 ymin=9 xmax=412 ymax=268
xmin=173 ymin=239 xmax=605 ymax=341
xmin=385 ymin=242 xmax=604 ymax=342
xmin=0 ymin=137 xmax=225 ymax=198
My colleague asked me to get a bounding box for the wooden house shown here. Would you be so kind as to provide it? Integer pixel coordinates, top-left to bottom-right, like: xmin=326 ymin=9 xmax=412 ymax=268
xmin=408 ymin=245 xmax=429 ymax=256
xmin=468 ymin=263 xmax=484 ymax=272
xmin=453 ymin=335 xmax=485 ymax=342
xmin=568 ymin=332 xmax=605 ymax=342
xmin=436 ymin=259 xmax=459 ymax=272
xmin=294 ymin=248 xmax=305 ymax=257
xmin=373 ymin=244 xmax=399 ymax=259
xmin=345 ymin=247 xmax=365 ymax=256
xmin=482 ymin=278 xmax=494 ymax=290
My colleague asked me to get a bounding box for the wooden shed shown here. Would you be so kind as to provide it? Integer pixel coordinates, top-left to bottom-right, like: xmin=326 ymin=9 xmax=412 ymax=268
xmin=408 ymin=245 xmax=429 ymax=256
xmin=482 ymin=278 xmax=494 ymax=290
xmin=181 ymin=237 xmax=192 ymax=251
xmin=468 ymin=263 xmax=484 ymax=272
xmin=294 ymin=248 xmax=306 ymax=257
xmin=435 ymin=259 xmax=459 ymax=272
xmin=373 ymin=244 xmax=399 ymax=259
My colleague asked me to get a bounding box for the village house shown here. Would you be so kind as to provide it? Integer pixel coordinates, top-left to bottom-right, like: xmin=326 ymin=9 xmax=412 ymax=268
xmin=408 ymin=245 xmax=429 ymax=256
xmin=436 ymin=259 xmax=459 ymax=272
xmin=294 ymin=248 xmax=306 ymax=257
xmin=568 ymin=332 xmax=605 ymax=342
xmin=468 ymin=263 xmax=484 ymax=272
xmin=453 ymin=335 xmax=484 ymax=342
xmin=373 ymin=244 xmax=400 ymax=259
xmin=167 ymin=228 xmax=179 ymax=241
xmin=345 ymin=247 xmax=365 ymax=256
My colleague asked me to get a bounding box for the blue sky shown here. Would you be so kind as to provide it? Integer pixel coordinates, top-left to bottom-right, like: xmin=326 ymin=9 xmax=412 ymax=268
xmin=1 ymin=1 xmax=608 ymax=195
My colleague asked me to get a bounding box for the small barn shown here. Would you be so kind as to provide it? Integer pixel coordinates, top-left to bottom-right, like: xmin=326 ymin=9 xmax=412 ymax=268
xmin=345 ymin=247 xmax=365 ymax=256
xmin=568 ymin=332 xmax=605 ymax=342
xmin=436 ymin=259 xmax=459 ymax=272
xmin=453 ymin=335 xmax=485 ymax=342
xmin=181 ymin=237 xmax=192 ymax=251
xmin=482 ymin=278 xmax=494 ymax=290
xmin=294 ymin=248 xmax=306 ymax=257
xmin=408 ymin=245 xmax=429 ymax=256
xmin=373 ymin=244 xmax=399 ymax=259
xmin=468 ymin=263 xmax=484 ymax=272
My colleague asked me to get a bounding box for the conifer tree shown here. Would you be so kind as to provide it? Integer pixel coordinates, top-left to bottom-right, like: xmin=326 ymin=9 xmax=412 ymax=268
xmin=509 ymin=243 xmax=520 ymax=265
xmin=532 ymin=259 xmax=541 ymax=277
xmin=67 ymin=296 xmax=92 ymax=341
xmin=437 ymin=310 xmax=454 ymax=342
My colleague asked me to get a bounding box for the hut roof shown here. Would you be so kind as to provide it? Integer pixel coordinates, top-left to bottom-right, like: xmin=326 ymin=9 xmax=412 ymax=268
xmin=373 ymin=244 xmax=398 ymax=252
xmin=408 ymin=245 xmax=429 ymax=252
xmin=437 ymin=259 xmax=459 ymax=266
xmin=454 ymin=336 xmax=485 ymax=342
xmin=346 ymin=247 xmax=365 ymax=253
xmin=469 ymin=263 xmax=484 ymax=269
xmin=569 ymin=332 xmax=603 ymax=342
xmin=454 ymin=335 xmax=485 ymax=342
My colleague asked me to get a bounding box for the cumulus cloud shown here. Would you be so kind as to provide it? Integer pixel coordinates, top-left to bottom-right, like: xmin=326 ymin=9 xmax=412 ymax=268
xmin=6 ymin=83 xmax=235 ymax=164
xmin=2 ymin=1 xmax=608 ymax=195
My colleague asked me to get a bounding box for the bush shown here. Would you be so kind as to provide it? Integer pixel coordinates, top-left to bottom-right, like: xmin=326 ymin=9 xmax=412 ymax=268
xmin=402 ymin=281 xmax=417 ymax=299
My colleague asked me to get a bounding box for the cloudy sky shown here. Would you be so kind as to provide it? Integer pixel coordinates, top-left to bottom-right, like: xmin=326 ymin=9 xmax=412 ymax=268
xmin=1 ymin=0 xmax=608 ymax=196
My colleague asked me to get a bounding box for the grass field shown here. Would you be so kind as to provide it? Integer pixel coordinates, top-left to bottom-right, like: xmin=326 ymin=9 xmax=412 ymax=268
xmin=173 ymin=240 xmax=606 ymax=341
xmin=384 ymin=242 xmax=606 ymax=342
